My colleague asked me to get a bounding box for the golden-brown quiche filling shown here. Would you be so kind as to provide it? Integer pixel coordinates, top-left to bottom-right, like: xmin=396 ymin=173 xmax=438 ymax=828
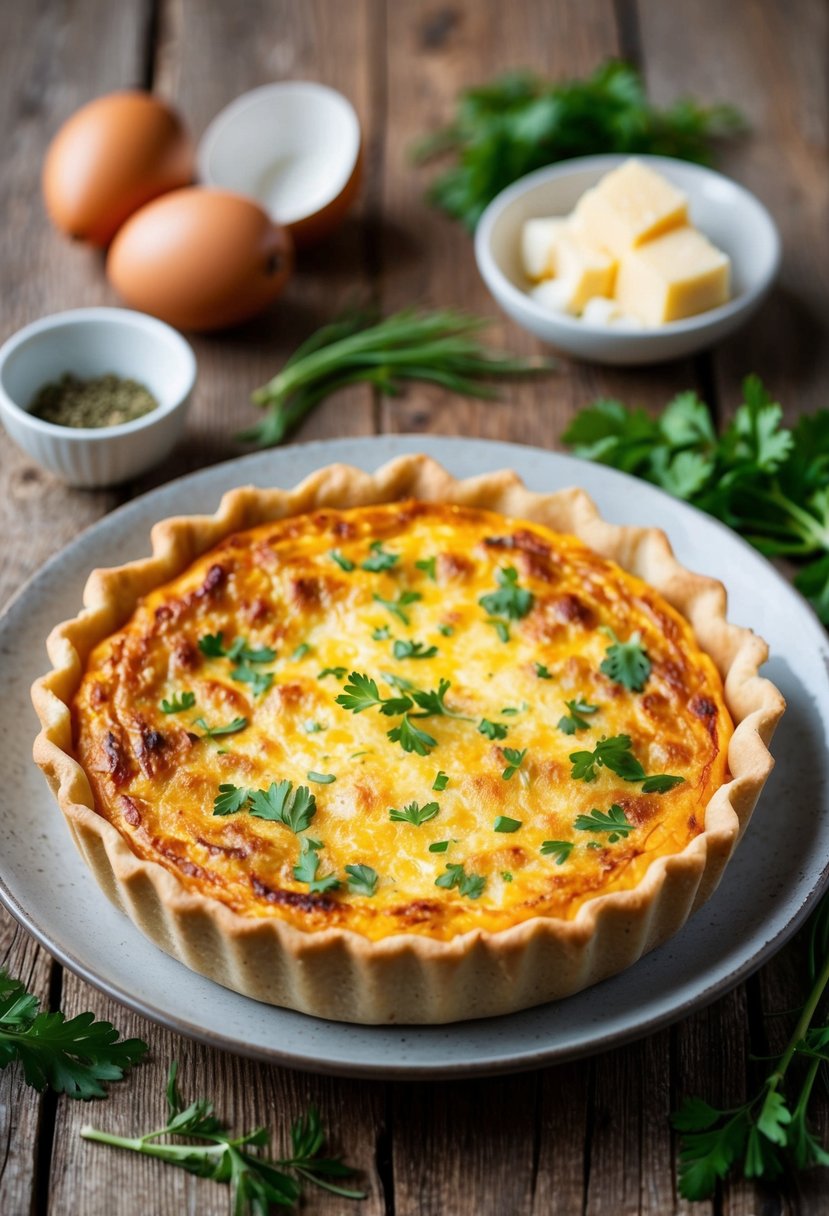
xmin=73 ymin=500 xmax=733 ymax=941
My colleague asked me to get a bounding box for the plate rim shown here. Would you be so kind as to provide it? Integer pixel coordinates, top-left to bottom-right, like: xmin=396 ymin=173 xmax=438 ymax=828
xmin=2 ymin=433 xmax=828 ymax=1079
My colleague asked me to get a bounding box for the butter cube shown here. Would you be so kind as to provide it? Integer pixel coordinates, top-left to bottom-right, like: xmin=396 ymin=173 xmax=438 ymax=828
xmin=614 ymin=226 xmax=730 ymax=325
xmin=521 ymin=218 xmax=567 ymax=280
xmin=574 ymin=159 xmax=688 ymax=256
xmin=554 ymin=230 xmax=616 ymax=314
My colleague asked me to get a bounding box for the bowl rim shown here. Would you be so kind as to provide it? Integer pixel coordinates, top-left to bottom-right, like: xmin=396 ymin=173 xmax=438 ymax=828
xmin=0 ymin=307 xmax=197 ymax=441
xmin=474 ymin=153 xmax=782 ymax=339
xmin=197 ymin=80 xmax=362 ymax=224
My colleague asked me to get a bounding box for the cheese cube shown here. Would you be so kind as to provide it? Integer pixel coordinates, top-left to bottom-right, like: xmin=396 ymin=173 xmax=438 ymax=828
xmin=614 ymin=226 xmax=730 ymax=325
xmin=554 ymin=230 xmax=616 ymax=314
xmin=529 ymin=278 xmax=573 ymax=314
xmin=574 ymin=159 xmax=688 ymax=256
xmin=521 ymin=218 xmax=567 ymax=280
xmin=581 ymin=296 xmax=625 ymax=325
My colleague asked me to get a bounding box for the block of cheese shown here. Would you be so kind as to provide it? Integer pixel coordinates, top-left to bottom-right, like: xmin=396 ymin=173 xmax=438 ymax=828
xmin=529 ymin=278 xmax=573 ymax=314
xmin=573 ymin=159 xmax=688 ymax=257
xmin=614 ymin=225 xmax=730 ymax=325
xmin=552 ymin=230 xmax=616 ymax=314
xmin=521 ymin=218 xmax=568 ymax=280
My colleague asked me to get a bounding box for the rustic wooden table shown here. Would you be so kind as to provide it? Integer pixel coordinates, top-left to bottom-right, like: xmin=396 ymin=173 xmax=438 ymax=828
xmin=1 ymin=1 xmax=828 ymax=1212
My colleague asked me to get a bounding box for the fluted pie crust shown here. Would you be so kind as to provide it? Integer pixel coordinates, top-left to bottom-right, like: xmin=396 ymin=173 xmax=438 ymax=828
xmin=32 ymin=456 xmax=784 ymax=1023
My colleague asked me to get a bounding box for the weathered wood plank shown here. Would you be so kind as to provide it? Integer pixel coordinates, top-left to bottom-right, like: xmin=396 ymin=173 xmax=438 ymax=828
xmin=637 ymin=0 xmax=829 ymax=418
xmin=0 ymin=911 xmax=53 ymax=1216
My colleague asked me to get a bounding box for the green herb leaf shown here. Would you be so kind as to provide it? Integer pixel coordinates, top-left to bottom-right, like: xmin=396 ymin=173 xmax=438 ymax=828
xmin=193 ymin=715 xmax=248 ymax=740
xmin=435 ymin=862 xmax=486 ymax=899
xmin=415 ymin=557 xmax=437 ymax=581
xmin=479 ymin=718 xmax=508 ymax=741
xmin=318 ymin=666 xmax=348 ymax=680
xmin=557 ymin=697 xmax=599 ymax=734
xmin=493 ymin=815 xmax=521 ymax=833
xmin=488 ymin=619 xmax=510 ymax=643
xmin=249 ymin=781 xmax=317 ymax=832
xmin=373 ymin=589 xmax=422 ymax=625
xmin=345 ymin=864 xmax=378 ymax=896
xmin=540 ymin=840 xmax=573 ymax=865
xmin=291 ymin=642 xmax=311 ymax=661
xmin=393 ymin=639 xmax=438 ymax=660
xmin=303 ymin=719 xmax=325 ymax=734
xmin=198 ymin=632 xmax=227 ymax=658
xmin=160 ymin=691 xmax=195 ymax=714
xmin=432 ymin=770 xmax=449 ymax=791
xmin=599 ymin=627 xmax=651 ymax=691
xmin=438 ymin=623 xmax=455 ymax=637
xmin=534 ymin=662 xmax=553 ymax=679
xmin=372 ymin=625 xmax=391 ymax=640
xmin=362 ymin=541 xmax=399 ymax=572
xmin=574 ymin=804 xmax=634 ymax=842
xmin=641 ymin=773 xmax=686 ymax=794
xmin=389 ymin=801 xmax=440 ymax=826
xmin=307 ymin=771 xmax=336 ymax=785
xmin=429 ymin=840 xmax=450 ymax=853
xmin=329 ymin=549 xmax=355 ymax=571
xmin=336 ymin=671 xmax=413 ymax=716
xmin=293 ymin=837 xmax=340 ymax=893
xmin=213 ymin=783 xmax=252 ymax=817
xmin=231 ymin=665 xmax=274 ymax=697
xmin=501 ymin=747 xmax=527 ymax=780
xmin=387 ymin=715 xmax=437 ymax=756
xmin=479 ymin=565 xmax=534 ymax=621
xmin=0 ymin=968 xmax=147 ymax=1099
xmin=569 ymin=734 xmax=646 ymax=783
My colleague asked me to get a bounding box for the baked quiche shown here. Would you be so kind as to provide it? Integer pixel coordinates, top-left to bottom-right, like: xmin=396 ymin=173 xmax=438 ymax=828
xmin=32 ymin=456 xmax=783 ymax=1023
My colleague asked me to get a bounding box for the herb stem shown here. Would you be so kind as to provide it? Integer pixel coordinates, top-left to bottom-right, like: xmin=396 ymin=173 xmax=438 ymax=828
xmin=771 ymin=938 xmax=829 ymax=1088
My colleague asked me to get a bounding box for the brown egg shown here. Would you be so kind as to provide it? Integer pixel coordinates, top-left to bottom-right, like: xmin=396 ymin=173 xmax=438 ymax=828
xmin=43 ymin=91 xmax=194 ymax=247
xmin=106 ymin=188 xmax=293 ymax=331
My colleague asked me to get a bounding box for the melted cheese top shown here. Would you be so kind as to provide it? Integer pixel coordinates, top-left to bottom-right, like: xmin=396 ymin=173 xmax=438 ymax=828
xmin=73 ymin=501 xmax=732 ymax=941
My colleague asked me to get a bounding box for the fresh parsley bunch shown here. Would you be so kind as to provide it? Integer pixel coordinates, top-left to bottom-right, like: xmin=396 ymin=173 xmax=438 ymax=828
xmin=415 ymin=61 xmax=744 ymax=230
xmin=563 ymin=376 xmax=829 ymax=624
xmin=0 ymin=968 xmax=146 ymax=1099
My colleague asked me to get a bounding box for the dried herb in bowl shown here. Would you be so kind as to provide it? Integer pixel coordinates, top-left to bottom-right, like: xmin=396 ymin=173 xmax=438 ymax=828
xmin=30 ymin=372 xmax=158 ymax=429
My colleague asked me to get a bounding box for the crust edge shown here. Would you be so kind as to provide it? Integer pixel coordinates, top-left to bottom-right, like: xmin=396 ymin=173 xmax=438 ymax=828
xmin=31 ymin=454 xmax=785 ymax=1024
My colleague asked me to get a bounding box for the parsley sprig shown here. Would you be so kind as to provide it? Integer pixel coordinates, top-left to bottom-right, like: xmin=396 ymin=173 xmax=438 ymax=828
xmin=0 ymin=968 xmax=147 ymax=1099
xmin=415 ymin=61 xmax=743 ymax=231
xmin=81 ymin=1062 xmax=364 ymax=1210
xmin=673 ymin=895 xmax=829 ymax=1198
xmin=160 ymin=691 xmax=195 ymax=714
xmin=569 ymin=735 xmax=684 ymax=793
xmin=335 ymin=671 xmax=473 ymax=754
xmin=193 ymin=715 xmax=248 ymax=740
xmin=479 ymin=565 xmax=534 ymax=622
xmin=599 ymin=628 xmax=651 ymax=692
xmin=574 ymin=804 xmax=634 ymax=842
xmin=435 ymin=863 xmax=486 ymax=899
xmin=389 ymin=800 xmax=440 ymax=826
xmin=558 ymin=697 xmax=599 ymax=734
xmin=373 ymin=589 xmax=421 ymax=625
xmin=293 ymin=837 xmax=340 ymax=893
xmin=214 ymin=780 xmax=317 ymax=832
xmin=563 ymin=376 xmax=829 ymax=624
xmin=198 ymin=633 xmax=276 ymax=664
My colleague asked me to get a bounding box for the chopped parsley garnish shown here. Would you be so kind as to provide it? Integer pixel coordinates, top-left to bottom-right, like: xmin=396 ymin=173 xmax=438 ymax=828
xmin=231 ymin=664 xmax=274 ymax=697
xmin=493 ymin=815 xmax=521 ymax=833
xmin=574 ymin=804 xmax=635 ymax=842
xmin=410 ymin=679 xmax=474 ymax=720
xmin=345 ymin=864 xmax=378 ymax=896
xmin=558 ymin=697 xmax=599 ymax=734
xmin=362 ymin=541 xmax=399 ymax=572
xmin=213 ymin=784 xmax=252 ymax=817
xmin=307 ymin=771 xmax=336 ymax=785
xmin=415 ymin=557 xmax=437 ymax=581
xmin=249 ymin=781 xmax=317 ymax=832
xmin=373 ymin=589 xmax=422 ymax=625
xmin=389 ymin=800 xmax=440 ymax=826
xmin=487 ymin=618 xmax=510 ymax=643
xmin=501 ymin=748 xmax=527 ymax=780
xmin=501 ymin=702 xmax=528 ymax=716
xmin=199 ymin=633 xmax=276 ymax=664
xmin=479 ymin=565 xmax=534 ymax=621
xmin=336 ymin=672 xmax=413 ymax=716
xmin=372 ymin=625 xmax=391 ymax=641
xmin=393 ymin=639 xmax=438 ymax=660
xmin=437 ymin=623 xmax=455 ymax=637
xmin=160 ymin=691 xmax=195 ymax=714
xmin=293 ymin=837 xmax=340 ymax=893
xmin=540 ymin=840 xmax=574 ymax=865
xmin=291 ymin=642 xmax=311 ymax=661
xmin=429 ymin=840 xmax=450 ymax=853
xmin=435 ymin=863 xmax=486 ymax=900
xmin=197 ymin=632 xmax=227 ymax=658
xmin=501 ymin=871 xmax=513 ymax=882
xmin=193 ymin=715 xmax=248 ymax=739
xmin=432 ymin=770 xmax=449 ymax=791
xmin=329 ymin=549 xmax=355 ymax=571
xmin=479 ymin=718 xmax=508 ymax=741
xmin=302 ymin=719 xmax=325 ymax=734
xmin=318 ymin=666 xmax=348 ymax=680
xmin=534 ymin=662 xmax=553 ymax=679
xmin=387 ymin=715 xmax=437 ymax=756
xmin=599 ymin=626 xmax=652 ymax=691
xmin=569 ymin=734 xmax=684 ymax=792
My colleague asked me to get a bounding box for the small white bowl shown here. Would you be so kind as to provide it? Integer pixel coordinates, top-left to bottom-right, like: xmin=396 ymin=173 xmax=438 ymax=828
xmin=0 ymin=307 xmax=196 ymax=487
xmin=474 ymin=154 xmax=781 ymax=365
xmin=198 ymin=82 xmax=362 ymax=249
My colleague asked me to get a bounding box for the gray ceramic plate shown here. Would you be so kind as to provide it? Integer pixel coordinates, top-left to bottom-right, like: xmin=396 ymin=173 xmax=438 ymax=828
xmin=2 ymin=436 xmax=828 ymax=1078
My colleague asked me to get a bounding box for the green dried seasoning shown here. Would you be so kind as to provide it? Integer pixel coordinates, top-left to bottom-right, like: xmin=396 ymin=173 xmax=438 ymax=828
xmin=30 ymin=373 xmax=158 ymax=429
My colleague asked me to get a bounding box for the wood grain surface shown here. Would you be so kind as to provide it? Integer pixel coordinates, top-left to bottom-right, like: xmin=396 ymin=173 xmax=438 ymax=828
xmin=0 ymin=1 xmax=826 ymax=1213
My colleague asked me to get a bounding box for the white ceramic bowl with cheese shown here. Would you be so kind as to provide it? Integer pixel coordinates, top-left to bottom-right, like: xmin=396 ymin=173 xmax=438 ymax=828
xmin=474 ymin=154 xmax=781 ymax=365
